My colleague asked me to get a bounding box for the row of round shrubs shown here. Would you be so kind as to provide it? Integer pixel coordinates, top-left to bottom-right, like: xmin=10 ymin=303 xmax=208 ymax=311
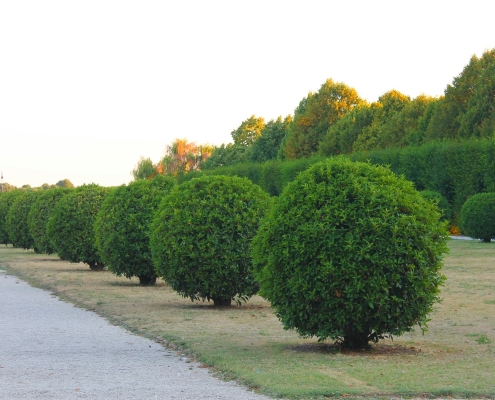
xmin=0 ymin=158 xmax=450 ymax=348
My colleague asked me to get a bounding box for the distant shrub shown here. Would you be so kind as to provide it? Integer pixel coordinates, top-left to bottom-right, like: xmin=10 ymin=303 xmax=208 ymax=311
xmin=460 ymin=192 xmax=495 ymax=242
xmin=95 ymin=176 xmax=176 ymax=285
xmin=5 ymin=191 xmax=42 ymax=250
xmin=151 ymin=175 xmax=271 ymax=306
xmin=28 ymin=188 xmax=72 ymax=254
xmin=47 ymin=184 xmax=112 ymax=270
xmin=252 ymin=157 xmax=448 ymax=349
xmin=420 ymin=190 xmax=452 ymax=222
xmin=0 ymin=190 xmax=24 ymax=245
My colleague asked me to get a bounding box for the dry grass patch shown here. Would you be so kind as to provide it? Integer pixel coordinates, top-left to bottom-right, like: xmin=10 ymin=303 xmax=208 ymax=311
xmin=1 ymin=240 xmax=495 ymax=399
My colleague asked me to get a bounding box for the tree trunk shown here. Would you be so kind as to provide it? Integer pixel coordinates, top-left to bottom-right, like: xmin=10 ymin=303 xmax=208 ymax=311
xmin=212 ymin=297 xmax=232 ymax=307
xmin=89 ymin=261 xmax=104 ymax=271
xmin=138 ymin=275 xmax=157 ymax=286
xmin=342 ymin=329 xmax=370 ymax=349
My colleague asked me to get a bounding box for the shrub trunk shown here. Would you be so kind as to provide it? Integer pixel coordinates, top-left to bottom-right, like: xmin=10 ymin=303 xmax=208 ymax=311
xmin=138 ymin=275 xmax=157 ymax=286
xmin=212 ymin=297 xmax=232 ymax=307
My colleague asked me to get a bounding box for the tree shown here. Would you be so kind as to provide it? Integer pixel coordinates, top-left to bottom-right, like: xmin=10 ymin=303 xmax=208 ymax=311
xmin=150 ymin=175 xmax=271 ymax=306
xmin=47 ymin=184 xmax=112 ymax=270
xmin=353 ymin=90 xmax=411 ymax=152
xmin=252 ymin=157 xmax=448 ymax=349
xmin=200 ymin=143 xmax=245 ymax=170
xmin=460 ymin=193 xmax=495 ymax=242
xmin=56 ymin=179 xmax=75 ymax=188
xmin=248 ymin=116 xmax=292 ymax=163
xmin=157 ymin=139 xmax=213 ymax=176
xmin=0 ymin=182 xmax=16 ymax=192
xmin=28 ymin=188 xmax=72 ymax=254
xmin=132 ymin=157 xmax=157 ymax=180
xmin=425 ymin=48 xmax=495 ymax=140
xmin=5 ymin=191 xmax=42 ymax=250
xmin=230 ymin=115 xmax=265 ymax=147
xmin=282 ymin=79 xmax=363 ymax=159
xmin=95 ymin=176 xmax=176 ymax=285
xmin=319 ymin=103 xmax=374 ymax=156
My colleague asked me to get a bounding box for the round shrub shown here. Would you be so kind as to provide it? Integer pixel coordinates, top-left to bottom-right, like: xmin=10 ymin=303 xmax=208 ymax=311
xmin=150 ymin=175 xmax=271 ymax=306
xmin=95 ymin=175 xmax=176 ymax=285
xmin=252 ymin=157 xmax=448 ymax=349
xmin=47 ymin=184 xmax=112 ymax=270
xmin=28 ymin=188 xmax=72 ymax=254
xmin=420 ymin=190 xmax=452 ymax=222
xmin=0 ymin=190 xmax=24 ymax=245
xmin=460 ymin=192 xmax=495 ymax=242
xmin=5 ymin=191 xmax=43 ymax=250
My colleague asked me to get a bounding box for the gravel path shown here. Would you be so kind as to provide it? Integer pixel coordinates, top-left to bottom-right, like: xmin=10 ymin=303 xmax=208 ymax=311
xmin=0 ymin=270 xmax=273 ymax=400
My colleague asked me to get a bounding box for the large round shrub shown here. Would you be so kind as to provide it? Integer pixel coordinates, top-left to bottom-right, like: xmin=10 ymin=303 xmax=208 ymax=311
xmin=150 ymin=175 xmax=271 ymax=306
xmin=252 ymin=157 xmax=448 ymax=349
xmin=460 ymin=192 xmax=495 ymax=242
xmin=5 ymin=191 xmax=43 ymax=250
xmin=95 ymin=175 xmax=176 ymax=285
xmin=0 ymin=190 xmax=24 ymax=245
xmin=47 ymin=184 xmax=112 ymax=270
xmin=28 ymin=188 xmax=72 ymax=254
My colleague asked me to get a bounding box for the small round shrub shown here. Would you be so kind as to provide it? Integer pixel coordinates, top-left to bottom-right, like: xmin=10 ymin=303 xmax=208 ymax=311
xmin=5 ymin=191 xmax=42 ymax=250
xmin=95 ymin=175 xmax=176 ymax=285
xmin=252 ymin=157 xmax=448 ymax=349
xmin=28 ymin=188 xmax=73 ymax=254
xmin=420 ymin=190 xmax=452 ymax=222
xmin=47 ymin=184 xmax=112 ymax=270
xmin=150 ymin=175 xmax=271 ymax=306
xmin=460 ymin=192 xmax=495 ymax=242
xmin=0 ymin=190 xmax=24 ymax=245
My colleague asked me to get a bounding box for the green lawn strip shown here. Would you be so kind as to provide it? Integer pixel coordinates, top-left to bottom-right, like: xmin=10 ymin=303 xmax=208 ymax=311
xmin=1 ymin=240 xmax=495 ymax=399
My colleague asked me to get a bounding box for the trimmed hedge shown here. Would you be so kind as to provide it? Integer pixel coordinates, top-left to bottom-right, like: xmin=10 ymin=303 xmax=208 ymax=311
xmin=0 ymin=190 xmax=24 ymax=245
xmin=47 ymin=184 xmax=112 ymax=270
xmin=151 ymin=175 xmax=271 ymax=306
xmin=252 ymin=157 xmax=448 ymax=349
xmin=5 ymin=191 xmax=42 ymax=250
xmin=28 ymin=188 xmax=72 ymax=254
xmin=95 ymin=175 xmax=176 ymax=285
xmin=460 ymin=192 xmax=495 ymax=242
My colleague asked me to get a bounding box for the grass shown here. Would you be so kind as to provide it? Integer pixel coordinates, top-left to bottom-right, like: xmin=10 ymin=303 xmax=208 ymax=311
xmin=1 ymin=240 xmax=495 ymax=399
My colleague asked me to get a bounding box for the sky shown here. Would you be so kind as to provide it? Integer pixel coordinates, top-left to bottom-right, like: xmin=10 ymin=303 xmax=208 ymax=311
xmin=1 ymin=0 xmax=494 ymax=188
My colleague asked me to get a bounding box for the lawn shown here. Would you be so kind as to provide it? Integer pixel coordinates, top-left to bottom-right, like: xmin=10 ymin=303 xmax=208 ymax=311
xmin=1 ymin=239 xmax=494 ymax=399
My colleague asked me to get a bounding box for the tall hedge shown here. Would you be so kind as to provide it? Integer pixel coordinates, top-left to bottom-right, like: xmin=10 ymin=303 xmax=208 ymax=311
xmin=5 ymin=191 xmax=42 ymax=250
xmin=95 ymin=176 xmax=176 ymax=284
xmin=47 ymin=184 xmax=111 ymax=270
xmin=252 ymin=158 xmax=448 ymax=349
xmin=0 ymin=190 xmax=24 ymax=245
xmin=27 ymin=188 xmax=72 ymax=254
xmin=150 ymin=175 xmax=271 ymax=306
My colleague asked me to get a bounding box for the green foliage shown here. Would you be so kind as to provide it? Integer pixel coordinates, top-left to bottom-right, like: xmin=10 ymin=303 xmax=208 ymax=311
xmin=460 ymin=193 xmax=495 ymax=242
xmin=27 ymin=188 xmax=72 ymax=254
xmin=47 ymin=184 xmax=112 ymax=270
xmin=95 ymin=176 xmax=176 ymax=284
xmin=132 ymin=157 xmax=156 ymax=180
xmin=150 ymin=175 xmax=271 ymax=306
xmin=248 ymin=116 xmax=292 ymax=163
xmin=420 ymin=190 xmax=452 ymax=222
xmin=283 ymin=79 xmax=364 ymax=159
xmin=0 ymin=190 xmax=24 ymax=245
xmin=231 ymin=115 xmax=265 ymax=147
xmin=252 ymin=157 xmax=448 ymax=348
xmin=55 ymin=179 xmax=75 ymax=188
xmin=5 ymin=191 xmax=42 ymax=250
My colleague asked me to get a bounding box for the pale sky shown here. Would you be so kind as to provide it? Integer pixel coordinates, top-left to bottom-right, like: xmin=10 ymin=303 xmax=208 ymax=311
xmin=1 ymin=0 xmax=494 ymax=188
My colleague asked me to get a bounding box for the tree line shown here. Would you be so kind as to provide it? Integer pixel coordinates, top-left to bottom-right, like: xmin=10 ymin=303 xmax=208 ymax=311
xmin=133 ymin=48 xmax=495 ymax=177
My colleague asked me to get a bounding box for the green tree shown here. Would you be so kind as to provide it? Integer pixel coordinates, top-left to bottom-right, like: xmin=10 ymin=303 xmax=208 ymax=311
xmin=95 ymin=176 xmax=176 ymax=285
xmin=132 ymin=157 xmax=156 ymax=180
xmin=248 ymin=116 xmax=292 ymax=163
xmin=460 ymin=193 xmax=495 ymax=242
xmin=56 ymin=179 xmax=75 ymax=188
xmin=282 ymin=79 xmax=363 ymax=159
xmin=252 ymin=157 xmax=448 ymax=349
xmin=47 ymin=184 xmax=112 ymax=270
xmin=28 ymin=188 xmax=72 ymax=254
xmin=231 ymin=115 xmax=265 ymax=147
xmin=150 ymin=175 xmax=271 ymax=306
